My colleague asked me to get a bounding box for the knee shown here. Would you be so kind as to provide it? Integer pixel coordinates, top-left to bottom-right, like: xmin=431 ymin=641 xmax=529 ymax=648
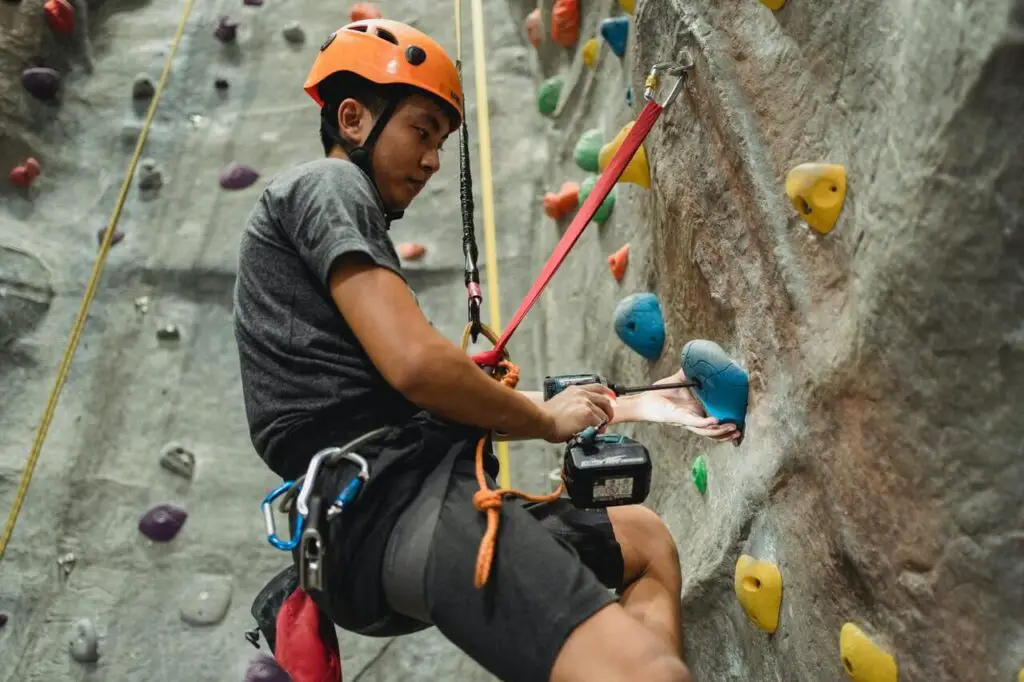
xmin=610 ymin=505 xmax=681 ymax=580
xmin=635 ymin=654 xmax=692 ymax=682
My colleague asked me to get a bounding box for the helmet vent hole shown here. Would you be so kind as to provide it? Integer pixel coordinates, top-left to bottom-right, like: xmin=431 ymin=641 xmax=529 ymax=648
xmin=374 ymin=28 xmax=398 ymax=44
xmin=406 ymin=46 xmax=427 ymax=65
xmin=346 ymin=25 xmax=368 ymax=33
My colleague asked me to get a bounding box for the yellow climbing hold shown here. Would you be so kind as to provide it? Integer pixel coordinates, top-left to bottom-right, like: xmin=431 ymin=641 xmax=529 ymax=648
xmin=839 ymin=623 xmax=898 ymax=682
xmin=734 ymin=555 xmax=783 ymax=634
xmin=619 ymin=0 xmax=635 ymax=13
xmin=759 ymin=0 xmax=786 ymax=10
xmin=785 ymin=162 xmax=847 ymax=235
xmin=1018 ymin=669 xmax=1023 ymax=682
xmin=582 ymin=38 xmax=599 ymax=67
xmin=598 ymin=122 xmax=650 ymax=189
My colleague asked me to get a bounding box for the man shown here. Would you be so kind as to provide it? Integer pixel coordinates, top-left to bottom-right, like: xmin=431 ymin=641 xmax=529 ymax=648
xmin=232 ymin=18 xmax=739 ymax=682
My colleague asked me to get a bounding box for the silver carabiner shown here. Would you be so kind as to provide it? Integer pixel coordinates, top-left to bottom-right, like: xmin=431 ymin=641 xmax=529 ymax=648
xmin=295 ymin=446 xmax=344 ymax=517
xmin=644 ymin=55 xmax=694 ymax=108
xmin=324 ymin=452 xmax=371 ymax=520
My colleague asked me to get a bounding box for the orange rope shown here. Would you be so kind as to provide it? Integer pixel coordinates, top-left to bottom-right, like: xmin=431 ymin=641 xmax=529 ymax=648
xmin=472 ymin=359 xmax=565 ymax=588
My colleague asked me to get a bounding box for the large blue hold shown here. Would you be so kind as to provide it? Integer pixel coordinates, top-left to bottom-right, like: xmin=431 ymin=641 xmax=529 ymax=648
xmin=613 ymin=293 xmax=664 ymax=360
xmin=680 ymin=340 xmax=749 ymax=444
xmin=600 ymin=17 xmax=630 ymax=58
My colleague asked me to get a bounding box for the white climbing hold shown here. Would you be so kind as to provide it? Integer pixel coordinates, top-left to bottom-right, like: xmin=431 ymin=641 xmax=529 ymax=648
xmin=133 ymin=296 xmax=150 ymax=314
xmin=68 ymin=618 xmax=99 ymax=663
xmin=137 ymin=158 xmax=163 ymax=191
xmin=282 ymin=21 xmax=305 ymax=43
xmin=132 ymin=73 xmax=155 ymax=100
xmin=180 ymin=574 xmax=233 ymax=626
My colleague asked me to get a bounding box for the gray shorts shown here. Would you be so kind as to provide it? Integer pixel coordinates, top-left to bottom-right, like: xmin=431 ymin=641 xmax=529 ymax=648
xmin=425 ymin=460 xmax=625 ymax=682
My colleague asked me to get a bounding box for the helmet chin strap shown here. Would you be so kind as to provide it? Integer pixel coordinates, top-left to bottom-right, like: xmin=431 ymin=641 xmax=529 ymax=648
xmin=325 ymin=98 xmax=405 ymax=223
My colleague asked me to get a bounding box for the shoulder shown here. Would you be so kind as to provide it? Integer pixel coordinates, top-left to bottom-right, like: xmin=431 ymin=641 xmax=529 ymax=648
xmin=264 ymin=158 xmax=380 ymax=210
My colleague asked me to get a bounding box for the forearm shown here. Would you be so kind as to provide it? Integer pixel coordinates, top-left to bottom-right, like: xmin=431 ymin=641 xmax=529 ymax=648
xmin=400 ymin=342 xmax=554 ymax=440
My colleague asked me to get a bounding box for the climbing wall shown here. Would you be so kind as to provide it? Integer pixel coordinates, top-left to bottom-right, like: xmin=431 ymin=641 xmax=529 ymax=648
xmin=522 ymin=0 xmax=1024 ymax=681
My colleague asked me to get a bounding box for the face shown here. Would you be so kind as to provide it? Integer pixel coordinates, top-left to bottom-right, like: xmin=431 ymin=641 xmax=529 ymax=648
xmin=336 ymin=93 xmax=453 ymax=212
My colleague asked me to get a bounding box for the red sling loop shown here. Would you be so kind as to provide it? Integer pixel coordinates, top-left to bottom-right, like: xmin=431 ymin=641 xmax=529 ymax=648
xmin=470 ymin=61 xmax=692 ymax=368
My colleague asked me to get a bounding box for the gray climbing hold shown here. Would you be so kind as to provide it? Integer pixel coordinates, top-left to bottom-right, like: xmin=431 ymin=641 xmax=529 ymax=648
xmin=0 ymin=244 xmax=54 ymax=350
xmin=245 ymin=653 xmax=291 ymax=682
xmin=214 ymin=77 xmax=230 ymax=90
xmin=68 ymin=618 xmax=99 ymax=663
xmin=282 ymin=21 xmax=305 ymax=44
xmin=138 ymin=502 xmax=187 ymax=542
xmin=214 ymin=16 xmax=238 ymax=42
xmin=57 ymin=552 xmax=76 ymax=577
xmin=21 ymin=67 xmax=61 ymax=101
xmin=243 ymin=0 xmax=263 ymax=5
xmin=220 ymin=163 xmax=259 ymax=190
xmin=156 ymin=323 xmax=180 ymax=340
xmin=96 ymin=227 xmax=124 ymax=248
xmin=137 ymin=158 xmax=163 ymax=191
xmin=132 ymin=73 xmax=155 ymax=100
xmin=121 ymin=120 xmax=143 ymax=145
xmin=0 ymin=612 xmax=8 ymax=629
xmin=159 ymin=442 xmax=195 ymax=479
xmin=180 ymin=575 xmax=233 ymax=626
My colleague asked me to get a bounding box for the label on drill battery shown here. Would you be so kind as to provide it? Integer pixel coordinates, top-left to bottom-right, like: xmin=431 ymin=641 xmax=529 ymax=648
xmin=592 ymin=477 xmax=634 ymax=502
xmin=576 ymin=453 xmax=648 ymax=469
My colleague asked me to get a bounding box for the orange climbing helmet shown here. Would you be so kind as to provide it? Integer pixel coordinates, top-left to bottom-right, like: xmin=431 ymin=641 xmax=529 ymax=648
xmin=304 ymin=19 xmax=463 ymax=128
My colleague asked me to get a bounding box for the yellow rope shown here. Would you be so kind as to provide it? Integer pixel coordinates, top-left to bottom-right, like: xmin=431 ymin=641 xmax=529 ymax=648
xmin=0 ymin=0 xmax=198 ymax=562
xmin=455 ymin=0 xmax=511 ymax=488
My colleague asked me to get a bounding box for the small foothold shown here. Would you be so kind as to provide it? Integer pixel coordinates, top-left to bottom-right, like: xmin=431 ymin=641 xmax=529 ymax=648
xmin=214 ymin=77 xmax=230 ymax=90
xmin=578 ymin=175 xmax=615 ymax=223
xmin=156 ymin=323 xmax=180 ymax=341
xmin=607 ymin=244 xmax=629 ymax=282
xmin=839 ymin=623 xmax=898 ymax=682
xmin=613 ymin=293 xmax=664 ymax=360
xmin=282 ymin=21 xmax=305 ymax=43
xmin=759 ymin=0 xmax=785 ymax=9
xmin=599 ymin=17 xmax=630 ymax=59
xmin=349 ymin=2 xmax=382 ymax=21
xmin=245 ymin=653 xmax=291 ymax=682
xmin=121 ymin=121 xmax=143 ymax=145
xmin=0 ymin=612 xmax=8 ymax=629
xmin=180 ymin=575 xmax=233 ymax=626
xmin=68 ymin=618 xmax=99 ymax=663
xmin=243 ymin=0 xmax=263 ymax=5
xmin=537 ymin=76 xmax=563 ymax=116
xmin=21 ymin=67 xmax=61 ymax=101
xmin=96 ymin=228 xmax=124 ymax=247
xmin=397 ymin=243 xmax=426 ymax=260
xmin=134 ymin=296 xmax=150 ymax=313
xmin=132 ymin=74 xmax=156 ymax=100
xmin=138 ymin=502 xmax=187 ymax=542
xmin=57 ymin=552 xmax=76 ymax=576
xmin=159 ymin=443 xmax=196 ymax=480
xmin=626 ymin=86 xmax=632 ymax=106
xmin=582 ymin=38 xmax=599 ymax=67
xmin=785 ymin=163 xmax=847 ymax=235
xmin=214 ymin=16 xmax=239 ymax=42
xmin=550 ymin=0 xmax=579 ymax=48
xmin=619 ymin=0 xmax=636 ymax=13
xmin=43 ymin=0 xmax=75 ymax=34
xmin=9 ymin=157 xmax=41 ymax=188
xmin=680 ymin=340 xmax=749 ymax=443
xmin=599 ymin=123 xmax=650 ymax=189
xmin=543 ymin=182 xmax=579 ymax=220
xmin=137 ymin=158 xmax=163 ymax=191
xmin=734 ymin=555 xmax=783 ymax=634
xmin=573 ymin=129 xmax=604 ymax=172
xmin=691 ymin=455 xmax=707 ymax=493
xmin=220 ymin=163 xmax=260 ymax=190
xmin=525 ymin=8 xmax=543 ymax=49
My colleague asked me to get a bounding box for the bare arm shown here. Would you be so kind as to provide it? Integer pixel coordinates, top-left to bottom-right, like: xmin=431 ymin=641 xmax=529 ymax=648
xmin=328 ymin=254 xmax=556 ymax=440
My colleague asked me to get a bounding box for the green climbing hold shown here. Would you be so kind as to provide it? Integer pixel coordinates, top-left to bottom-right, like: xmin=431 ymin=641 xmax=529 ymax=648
xmin=578 ymin=175 xmax=615 ymax=223
xmin=692 ymin=455 xmax=708 ymax=494
xmin=573 ymin=129 xmax=604 ymax=172
xmin=537 ymin=76 xmax=563 ymax=116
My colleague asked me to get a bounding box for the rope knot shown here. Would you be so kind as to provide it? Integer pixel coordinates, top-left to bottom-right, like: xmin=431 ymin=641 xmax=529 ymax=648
xmin=472 ymin=489 xmax=503 ymax=512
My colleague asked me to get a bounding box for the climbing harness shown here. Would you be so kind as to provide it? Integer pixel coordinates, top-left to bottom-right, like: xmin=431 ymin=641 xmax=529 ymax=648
xmin=0 ymin=0 xmax=198 ymax=564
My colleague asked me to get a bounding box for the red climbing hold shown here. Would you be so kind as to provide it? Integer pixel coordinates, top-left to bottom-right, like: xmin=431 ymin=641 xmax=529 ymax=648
xmin=21 ymin=67 xmax=61 ymax=101
xmin=608 ymin=243 xmax=629 ymax=282
xmin=43 ymin=0 xmax=75 ymax=35
xmin=550 ymin=0 xmax=579 ymax=49
xmin=349 ymin=2 xmax=382 ymax=21
xmin=397 ymin=242 xmax=426 ymax=260
xmin=525 ymin=8 xmax=543 ymax=49
xmin=219 ymin=163 xmax=259 ymax=189
xmin=9 ymin=158 xmax=41 ymax=188
xmin=543 ymin=182 xmax=579 ymax=220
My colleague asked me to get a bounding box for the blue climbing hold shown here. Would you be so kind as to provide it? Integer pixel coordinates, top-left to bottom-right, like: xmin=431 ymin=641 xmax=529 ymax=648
xmin=680 ymin=340 xmax=749 ymax=444
xmin=613 ymin=293 xmax=664 ymax=360
xmin=599 ymin=16 xmax=630 ymax=58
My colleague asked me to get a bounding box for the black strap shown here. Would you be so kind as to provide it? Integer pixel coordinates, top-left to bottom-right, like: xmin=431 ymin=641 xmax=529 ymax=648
xmin=457 ymin=112 xmax=482 ymax=341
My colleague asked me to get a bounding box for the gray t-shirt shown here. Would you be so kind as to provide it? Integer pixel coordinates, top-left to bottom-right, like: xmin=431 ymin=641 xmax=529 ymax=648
xmin=232 ymin=157 xmax=421 ymax=478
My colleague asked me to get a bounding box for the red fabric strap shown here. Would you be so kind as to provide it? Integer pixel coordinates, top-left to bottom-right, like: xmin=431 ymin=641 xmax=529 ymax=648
xmin=275 ymin=589 xmax=342 ymax=682
xmin=471 ymin=100 xmax=665 ymax=366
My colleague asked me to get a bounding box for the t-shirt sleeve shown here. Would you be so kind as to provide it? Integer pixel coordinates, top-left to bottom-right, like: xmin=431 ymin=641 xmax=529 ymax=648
xmin=274 ymin=159 xmax=402 ymax=288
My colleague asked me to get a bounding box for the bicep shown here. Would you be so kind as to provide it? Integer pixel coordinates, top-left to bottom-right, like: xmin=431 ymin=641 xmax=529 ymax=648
xmin=327 ymin=253 xmax=440 ymax=391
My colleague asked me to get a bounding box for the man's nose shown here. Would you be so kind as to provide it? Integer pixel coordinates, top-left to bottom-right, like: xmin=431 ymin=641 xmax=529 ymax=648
xmin=421 ymin=149 xmax=440 ymax=173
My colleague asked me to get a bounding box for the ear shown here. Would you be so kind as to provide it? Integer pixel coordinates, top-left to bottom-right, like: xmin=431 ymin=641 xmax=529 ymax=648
xmin=336 ymin=98 xmax=371 ymax=147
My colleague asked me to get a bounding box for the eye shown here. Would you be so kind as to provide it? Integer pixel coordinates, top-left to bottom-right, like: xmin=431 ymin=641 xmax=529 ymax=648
xmin=415 ymin=127 xmax=430 ymax=141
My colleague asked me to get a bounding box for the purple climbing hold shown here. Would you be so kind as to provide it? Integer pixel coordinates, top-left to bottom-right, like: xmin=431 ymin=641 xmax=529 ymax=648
xmin=245 ymin=653 xmax=291 ymax=682
xmin=220 ymin=163 xmax=259 ymax=190
xmin=138 ymin=502 xmax=188 ymax=542
xmin=214 ymin=16 xmax=238 ymax=42
xmin=21 ymin=67 xmax=61 ymax=101
xmin=96 ymin=228 xmax=124 ymax=247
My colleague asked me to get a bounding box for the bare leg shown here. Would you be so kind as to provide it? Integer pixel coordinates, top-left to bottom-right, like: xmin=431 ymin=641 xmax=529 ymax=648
xmin=607 ymin=505 xmax=684 ymax=654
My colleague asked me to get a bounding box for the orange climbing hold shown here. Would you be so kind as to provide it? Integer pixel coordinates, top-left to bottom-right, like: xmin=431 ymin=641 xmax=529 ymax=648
xmin=525 ymin=8 xmax=543 ymax=49
xmin=349 ymin=2 xmax=382 ymax=22
xmin=397 ymin=242 xmax=426 ymax=260
xmin=9 ymin=158 xmax=41 ymax=188
xmin=543 ymin=182 xmax=579 ymax=220
xmin=608 ymin=244 xmax=629 ymax=281
xmin=43 ymin=0 xmax=75 ymax=35
xmin=550 ymin=0 xmax=579 ymax=49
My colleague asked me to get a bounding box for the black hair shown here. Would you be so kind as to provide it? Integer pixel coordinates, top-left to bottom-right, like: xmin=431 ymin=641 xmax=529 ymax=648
xmin=317 ymin=72 xmax=394 ymax=156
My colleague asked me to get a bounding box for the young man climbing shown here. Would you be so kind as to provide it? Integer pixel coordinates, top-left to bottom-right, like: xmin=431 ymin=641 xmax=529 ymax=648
xmin=232 ymin=18 xmax=739 ymax=682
